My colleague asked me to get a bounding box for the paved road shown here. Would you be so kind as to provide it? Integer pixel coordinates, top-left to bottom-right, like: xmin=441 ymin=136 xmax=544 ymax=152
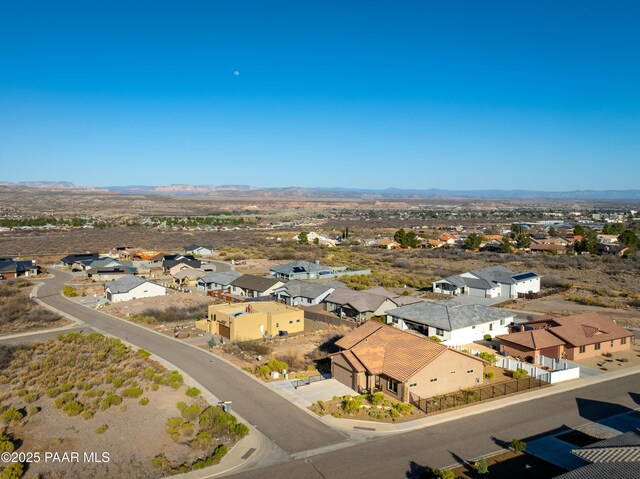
xmin=35 ymin=269 xmax=346 ymax=454
xmin=228 ymin=374 xmax=640 ymax=479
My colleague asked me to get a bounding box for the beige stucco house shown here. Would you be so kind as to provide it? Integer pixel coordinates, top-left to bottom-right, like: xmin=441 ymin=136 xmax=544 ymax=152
xmin=196 ymin=301 xmax=304 ymax=341
xmin=331 ymin=321 xmax=485 ymax=402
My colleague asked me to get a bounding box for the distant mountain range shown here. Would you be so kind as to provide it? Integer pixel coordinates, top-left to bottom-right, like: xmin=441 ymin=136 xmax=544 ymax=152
xmin=2 ymin=182 xmax=640 ymax=200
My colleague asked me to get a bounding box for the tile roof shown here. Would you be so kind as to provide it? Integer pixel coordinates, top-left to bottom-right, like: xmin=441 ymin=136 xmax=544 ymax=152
xmin=336 ymin=321 xmax=455 ymax=382
xmin=544 ymin=312 xmax=634 ymax=347
xmin=496 ymin=328 xmax=565 ymax=350
xmin=387 ymin=300 xmax=513 ymax=331
xmin=229 ymin=274 xmax=283 ymax=292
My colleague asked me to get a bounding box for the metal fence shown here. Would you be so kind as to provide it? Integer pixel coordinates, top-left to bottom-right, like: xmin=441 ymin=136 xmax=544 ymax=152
xmin=409 ymin=376 xmax=548 ymax=415
xmin=303 ymin=309 xmax=357 ymax=329
xmin=291 ymin=374 xmax=327 ymax=389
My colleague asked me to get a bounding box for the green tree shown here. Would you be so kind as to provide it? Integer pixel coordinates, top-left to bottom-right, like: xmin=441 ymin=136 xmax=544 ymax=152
xmin=548 ymin=226 xmax=558 ymax=237
xmin=515 ymin=234 xmax=531 ymax=250
xmin=603 ymin=223 xmax=625 ymax=235
xmin=500 ymin=236 xmax=513 ymax=253
xmin=313 ymin=237 xmax=320 ymax=245
xmin=573 ymin=224 xmax=585 ymax=236
xmin=511 ymin=223 xmax=527 ymax=235
xmin=394 ymin=228 xmax=407 ymax=246
xmin=405 ymin=231 xmax=419 ymax=248
xmin=619 ymin=230 xmax=639 ymax=248
xmin=208 ymin=337 xmax=216 ymax=348
xmin=465 ymin=233 xmax=484 ymax=250
xmin=298 ymin=231 xmax=309 ymax=244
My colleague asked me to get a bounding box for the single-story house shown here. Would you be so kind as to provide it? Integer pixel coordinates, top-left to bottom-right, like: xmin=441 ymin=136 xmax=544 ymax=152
xmin=378 ymin=240 xmax=401 ymax=250
xmin=293 ymin=232 xmax=337 ymax=247
xmin=554 ymin=429 xmax=640 ymax=479
xmin=196 ymin=301 xmax=304 ymax=341
xmin=169 ymin=262 xmax=193 ymax=276
xmin=269 ymin=260 xmax=334 ymax=280
xmin=364 ymin=286 xmax=423 ymax=307
xmin=200 ymin=260 xmax=232 ymax=273
xmin=229 ymin=274 xmax=285 ymax=298
xmin=273 ymin=280 xmax=335 ymax=306
xmin=386 ymin=300 xmax=514 ymax=345
xmin=196 ymin=271 xmax=242 ymax=292
xmin=432 ymin=266 xmax=541 ymax=299
xmin=86 ymin=266 xmax=137 ymax=281
xmin=60 ymin=253 xmax=101 ymax=270
xmin=324 ymin=288 xmax=398 ymax=322
xmin=104 ymin=275 xmax=166 ymax=303
xmin=0 ymin=258 xmax=38 ymax=279
xmin=503 ymin=313 xmax=634 ymax=361
xmin=163 ymin=257 xmax=201 ymax=273
xmin=496 ymin=328 xmax=566 ymax=362
xmin=331 ymin=321 xmax=485 ymax=402
xmin=184 ymin=245 xmax=214 ymax=256
xmin=173 ymin=267 xmax=205 ymax=287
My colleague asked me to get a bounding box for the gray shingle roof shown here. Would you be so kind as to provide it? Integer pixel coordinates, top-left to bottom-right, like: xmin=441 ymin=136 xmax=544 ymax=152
xmin=554 ymin=462 xmax=640 ymax=479
xmin=572 ymin=429 xmax=640 ymax=463
xmin=386 ymin=300 xmax=514 ymax=331
xmin=274 ymin=280 xmax=334 ymax=299
xmin=230 ymin=274 xmax=283 ymax=292
xmin=270 ymin=260 xmax=332 ymax=276
xmin=325 ymin=289 xmax=390 ymax=313
xmin=437 ymin=266 xmax=540 ymax=291
xmin=198 ymin=270 xmax=241 ymax=286
xmin=105 ymin=275 xmax=155 ymax=294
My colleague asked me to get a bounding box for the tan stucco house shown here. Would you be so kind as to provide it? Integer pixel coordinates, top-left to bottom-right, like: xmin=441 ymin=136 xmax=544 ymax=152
xmin=196 ymin=301 xmax=304 ymax=341
xmin=331 ymin=321 xmax=485 ymax=402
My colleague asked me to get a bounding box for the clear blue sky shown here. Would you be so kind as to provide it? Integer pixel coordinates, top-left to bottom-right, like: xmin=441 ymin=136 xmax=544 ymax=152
xmin=1 ymin=1 xmax=639 ymax=190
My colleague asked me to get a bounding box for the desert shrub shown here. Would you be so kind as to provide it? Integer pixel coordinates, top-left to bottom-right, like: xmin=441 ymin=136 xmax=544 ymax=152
xmin=212 ymin=444 xmax=228 ymax=462
xmin=27 ymin=406 xmax=39 ymax=415
xmin=63 ymin=401 xmax=84 ymax=416
xmin=62 ymin=286 xmax=77 ymax=297
xmin=24 ymin=393 xmax=38 ymax=403
xmin=476 ymin=457 xmax=489 ymax=475
xmin=186 ymin=387 xmax=201 ymax=397
xmin=255 ymin=365 xmax=271 ymax=379
xmin=1 ymin=408 xmax=23 ymax=423
xmin=277 ymin=349 xmax=307 ymax=371
xmin=95 ymin=424 xmax=108 ymax=434
xmin=483 ymin=371 xmax=495 ymax=380
xmin=182 ymin=405 xmax=201 ymax=421
xmin=176 ymin=401 xmax=187 ymax=413
xmin=343 ymin=396 xmax=364 ymax=415
xmin=512 ymin=368 xmax=528 ymax=380
xmin=511 ymin=438 xmax=526 ymax=452
xmin=0 ymin=433 xmax=15 ymax=453
xmin=368 ymin=392 xmax=385 ymax=406
xmin=234 ymin=423 xmax=250 ymax=438
xmin=111 ymin=377 xmax=124 ymax=388
xmin=122 ymin=387 xmax=143 ymax=398
xmin=0 ymin=462 xmax=24 ymax=479
xmin=267 ymin=359 xmax=288 ymax=372
xmin=100 ymin=394 xmax=122 ymax=410
xmin=483 ymin=334 xmax=492 ymax=341
xmin=167 ymin=371 xmax=184 ymax=389
xmin=181 ymin=421 xmax=195 ymax=436
xmin=151 ymin=454 xmax=171 ymax=470
xmin=236 ymin=340 xmax=272 ymax=356
xmin=139 ymin=397 xmax=150 ymax=406
xmin=478 ymin=352 xmax=498 ymax=365
xmin=81 ymin=410 xmax=94 ymax=420
xmin=46 ymin=387 xmax=61 ymax=398
xmin=428 ymin=336 xmax=442 ymax=343
xmin=137 ymin=348 xmax=151 ymax=358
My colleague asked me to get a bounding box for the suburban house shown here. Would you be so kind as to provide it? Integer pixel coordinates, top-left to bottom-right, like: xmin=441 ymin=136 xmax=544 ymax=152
xmin=184 ymin=245 xmax=214 ymax=256
xmin=162 ymin=256 xmax=201 ymax=273
xmin=324 ymin=288 xmax=398 ymax=322
xmin=364 ymin=286 xmax=423 ymax=308
xmin=104 ymin=275 xmax=166 ymax=303
xmin=331 ymin=321 xmax=485 ymax=402
xmin=495 ymin=328 xmax=566 ymax=362
xmin=200 ymin=260 xmax=233 ymax=273
xmin=273 ymin=280 xmax=335 ymax=306
xmin=87 ymin=266 xmax=137 ymax=281
xmin=269 ymin=260 xmax=334 ymax=280
xmin=293 ymin=232 xmax=337 ymax=247
xmin=555 ymin=429 xmax=640 ymax=479
xmin=173 ymin=267 xmax=205 ymax=287
xmin=60 ymin=253 xmax=101 ymax=270
xmin=229 ymin=274 xmax=285 ymax=298
xmin=498 ymin=312 xmax=634 ymax=361
xmin=377 ymin=240 xmax=401 ymax=250
xmin=432 ymin=266 xmax=541 ymax=299
xmin=196 ymin=301 xmax=304 ymax=341
xmin=196 ymin=271 xmax=242 ymax=292
xmin=0 ymin=258 xmax=38 ymax=279
xmin=386 ymin=301 xmax=514 ymax=345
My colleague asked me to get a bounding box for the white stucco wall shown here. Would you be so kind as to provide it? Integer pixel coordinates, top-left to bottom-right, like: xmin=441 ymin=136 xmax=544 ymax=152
xmin=106 ymin=282 xmax=166 ymax=303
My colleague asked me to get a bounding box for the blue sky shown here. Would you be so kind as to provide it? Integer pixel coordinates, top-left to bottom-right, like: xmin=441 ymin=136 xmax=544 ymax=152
xmin=1 ymin=1 xmax=639 ymax=190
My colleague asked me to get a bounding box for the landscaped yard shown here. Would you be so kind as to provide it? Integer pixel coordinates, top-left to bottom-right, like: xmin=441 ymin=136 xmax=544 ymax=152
xmin=309 ymin=392 xmax=425 ymax=423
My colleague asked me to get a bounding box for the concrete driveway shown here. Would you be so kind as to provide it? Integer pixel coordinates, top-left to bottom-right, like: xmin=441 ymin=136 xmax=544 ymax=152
xmin=269 ymin=378 xmax=358 ymax=408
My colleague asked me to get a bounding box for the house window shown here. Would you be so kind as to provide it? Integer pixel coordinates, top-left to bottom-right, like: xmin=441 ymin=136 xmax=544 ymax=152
xmin=472 ymin=326 xmax=476 ymax=329
xmin=276 ymin=323 xmax=279 ymax=328
xmin=611 ymin=341 xmax=614 ymax=347
xmin=387 ymin=378 xmax=398 ymax=394
xmin=500 ymin=319 xmax=505 ymax=326
xmin=436 ymin=328 xmax=444 ymax=336
xmin=289 ymin=320 xmax=293 ymax=324
xmin=467 ymin=370 xmax=473 ymax=373
xmin=579 ymin=346 xmax=586 ymax=354
xmin=595 ymin=342 xmax=601 ymax=351
xmin=489 ymin=323 xmax=493 ymax=331
xmin=450 ymin=371 xmax=455 ymax=374
xmin=621 ymin=337 xmax=627 ymax=345
xmin=430 ymin=378 xmax=438 ymax=383
xmin=296 ymin=319 xmax=300 ymax=323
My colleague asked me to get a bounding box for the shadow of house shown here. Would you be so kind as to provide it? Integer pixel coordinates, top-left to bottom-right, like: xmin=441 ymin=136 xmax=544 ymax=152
xmin=575 ymin=397 xmax=636 ymax=423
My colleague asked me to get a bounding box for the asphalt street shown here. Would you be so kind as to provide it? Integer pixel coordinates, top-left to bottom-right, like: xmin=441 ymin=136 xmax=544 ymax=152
xmin=228 ymin=374 xmax=640 ymax=478
xmin=33 ymin=269 xmax=346 ymax=455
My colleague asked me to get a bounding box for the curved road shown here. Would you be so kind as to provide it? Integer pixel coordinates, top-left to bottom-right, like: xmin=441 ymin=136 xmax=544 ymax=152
xmin=36 ymin=269 xmax=346 ymax=455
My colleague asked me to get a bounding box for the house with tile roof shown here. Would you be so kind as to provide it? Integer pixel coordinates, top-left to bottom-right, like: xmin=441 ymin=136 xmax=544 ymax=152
xmin=273 ymin=280 xmax=335 ymax=306
xmin=496 ymin=328 xmax=566 ymax=362
xmin=515 ymin=312 xmax=634 ymax=360
xmin=386 ymin=300 xmax=514 ymax=345
xmin=432 ymin=265 xmax=541 ymax=298
xmin=555 ymin=429 xmax=640 ymax=479
xmin=331 ymin=321 xmax=485 ymax=402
